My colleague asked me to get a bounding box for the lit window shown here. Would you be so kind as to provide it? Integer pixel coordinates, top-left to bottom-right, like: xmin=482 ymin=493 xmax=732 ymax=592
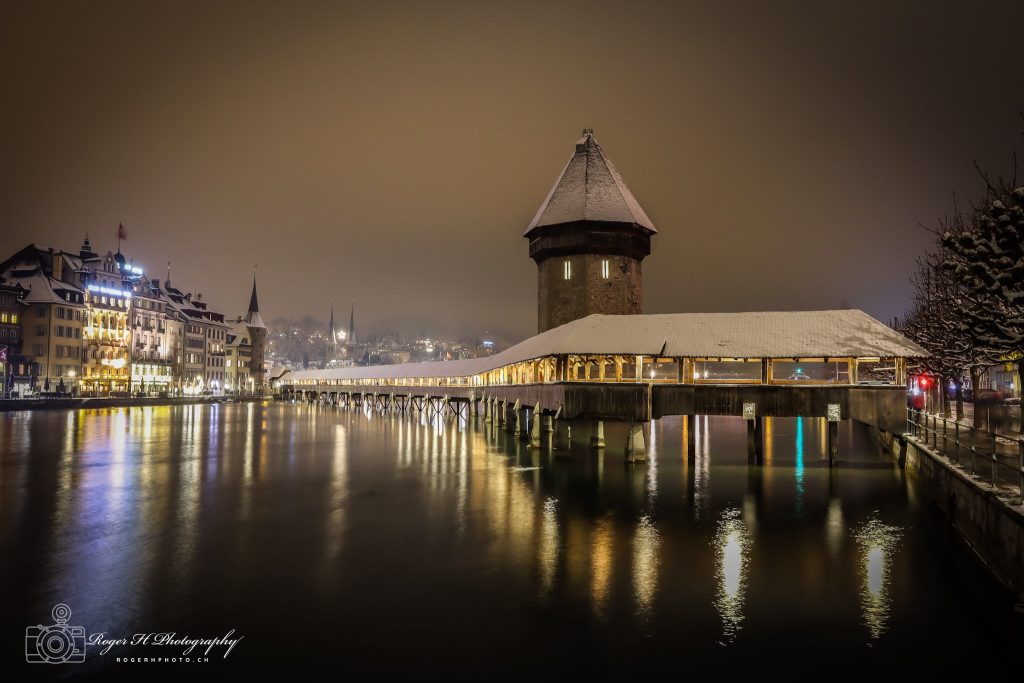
xmin=601 ymin=259 xmax=610 ymax=279
xmin=563 ymin=260 xmax=572 ymax=280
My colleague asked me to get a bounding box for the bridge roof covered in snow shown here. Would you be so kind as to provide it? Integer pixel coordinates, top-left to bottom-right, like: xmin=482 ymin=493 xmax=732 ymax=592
xmin=281 ymin=310 xmax=925 ymax=382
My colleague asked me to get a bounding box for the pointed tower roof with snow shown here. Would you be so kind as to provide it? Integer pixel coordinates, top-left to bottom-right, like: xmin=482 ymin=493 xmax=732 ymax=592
xmin=244 ymin=276 xmax=267 ymax=329
xmin=348 ymin=301 xmax=356 ymax=344
xmin=525 ymin=129 xmax=656 ymax=236
xmin=328 ymin=304 xmax=336 ymax=339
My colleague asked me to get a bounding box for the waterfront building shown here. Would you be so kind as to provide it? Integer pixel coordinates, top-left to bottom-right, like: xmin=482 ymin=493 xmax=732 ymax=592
xmin=192 ymin=296 xmax=229 ymax=394
xmin=0 ymin=246 xmax=88 ymax=395
xmin=225 ymin=320 xmax=254 ymax=394
xmin=129 ymin=273 xmax=185 ymax=395
xmin=526 ymin=129 xmax=655 ymax=333
xmin=161 ymin=283 xmax=228 ymax=394
xmin=80 ymin=247 xmax=133 ymax=395
xmin=0 ymin=281 xmax=34 ymax=397
xmin=0 ymin=238 xmax=270 ymax=397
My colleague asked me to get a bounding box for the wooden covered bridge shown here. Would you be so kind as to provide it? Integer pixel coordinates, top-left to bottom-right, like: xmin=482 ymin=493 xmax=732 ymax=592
xmin=277 ymin=310 xmax=924 ymax=463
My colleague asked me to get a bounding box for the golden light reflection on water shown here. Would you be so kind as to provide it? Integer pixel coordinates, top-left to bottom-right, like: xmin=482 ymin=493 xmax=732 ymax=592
xmin=539 ymin=497 xmax=559 ymax=601
xmin=694 ymin=415 xmax=710 ymax=521
xmin=325 ymin=423 xmax=348 ymax=564
xmin=826 ymin=498 xmax=845 ymax=557
xmin=3 ymin=403 xmax=999 ymax=663
xmin=646 ymin=420 xmax=658 ymax=508
xmin=853 ymin=513 xmax=902 ymax=641
xmin=590 ymin=516 xmax=613 ymax=620
xmin=713 ymin=507 xmax=752 ymax=644
xmin=632 ymin=514 xmax=660 ymax=620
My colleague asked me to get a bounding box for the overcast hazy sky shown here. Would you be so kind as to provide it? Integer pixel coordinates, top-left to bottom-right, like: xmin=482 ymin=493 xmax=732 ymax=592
xmin=2 ymin=0 xmax=1023 ymax=339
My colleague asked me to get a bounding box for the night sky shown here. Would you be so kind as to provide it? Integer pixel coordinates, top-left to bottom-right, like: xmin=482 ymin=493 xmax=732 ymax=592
xmin=2 ymin=0 xmax=1023 ymax=340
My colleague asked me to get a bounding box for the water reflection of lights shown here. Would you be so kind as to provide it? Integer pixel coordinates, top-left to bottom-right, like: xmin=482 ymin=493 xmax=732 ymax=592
xmin=633 ymin=514 xmax=661 ymax=619
xmin=794 ymin=417 xmax=805 ymax=516
xmin=646 ymin=420 xmax=658 ymax=508
xmin=539 ymin=497 xmax=559 ymax=601
xmin=325 ymin=423 xmax=348 ymax=564
xmin=590 ymin=517 xmax=613 ymax=620
xmin=693 ymin=416 xmax=710 ymax=521
xmin=713 ymin=507 xmax=752 ymax=644
xmin=826 ymin=498 xmax=844 ymax=557
xmin=853 ymin=513 xmax=902 ymax=641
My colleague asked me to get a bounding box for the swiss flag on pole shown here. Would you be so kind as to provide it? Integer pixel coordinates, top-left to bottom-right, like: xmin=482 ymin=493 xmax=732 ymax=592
xmin=118 ymin=222 xmax=127 ymax=240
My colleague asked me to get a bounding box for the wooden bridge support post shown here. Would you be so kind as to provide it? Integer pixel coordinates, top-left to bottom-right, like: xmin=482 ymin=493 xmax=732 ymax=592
xmin=754 ymin=416 xmax=764 ymax=464
xmin=528 ymin=404 xmax=542 ymax=447
xmin=483 ymin=396 xmax=491 ymax=422
xmin=541 ymin=414 xmax=554 ymax=451
xmin=590 ymin=420 xmax=605 ymax=449
xmin=510 ymin=400 xmax=522 ymax=436
xmin=828 ymin=421 xmax=839 ymax=466
xmin=743 ymin=403 xmax=761 ymax=466
xmin=553 ymin=419 xmax=571 ymax=455
xmin=496 ymin=400 xmax=505 ymax=427
xmin=746 ymin=419 xmax=758 ymax=466
xmin=626 ymin=422 xmax=647 ymax=462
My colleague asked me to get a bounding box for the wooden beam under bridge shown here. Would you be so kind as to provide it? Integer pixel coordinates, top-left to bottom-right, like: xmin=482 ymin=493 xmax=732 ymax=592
xmin=283 ymin=381 xmax=906 ymax=433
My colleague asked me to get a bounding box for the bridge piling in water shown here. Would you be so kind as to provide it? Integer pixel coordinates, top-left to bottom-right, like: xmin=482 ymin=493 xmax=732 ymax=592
xmin=553 ymin=419 xmax=571 ymax=454
xmin=590 ymin=420 xmax=605 ymax=449
xmin=529 ymin=404 xmax=542 ymax=447
xmin=510 ymin=400 xmax=521 ymax=436
xmin=625 ymin=422 xmax=646 ymax=461
xmin=541 ymin=414 xmax=554 ymax=451
xmin=828 ymin=420 xmax=839 ymax=466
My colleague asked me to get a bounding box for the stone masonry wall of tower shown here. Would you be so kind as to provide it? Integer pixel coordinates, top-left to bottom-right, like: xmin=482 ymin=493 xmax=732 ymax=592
xmin=537 ymin=253 xmax=643 ymax=332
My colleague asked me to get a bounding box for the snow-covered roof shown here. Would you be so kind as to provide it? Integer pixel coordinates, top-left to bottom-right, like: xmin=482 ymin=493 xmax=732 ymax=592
xmin=282 ymin=310 xmax=924 ymax=383
xmin=8 ymin=269 xmax=83 ymax=305
xmin=526 ymin=130 xmax=656 ymax=235
xmin=267 ymin=366 xmax=291 ymax=380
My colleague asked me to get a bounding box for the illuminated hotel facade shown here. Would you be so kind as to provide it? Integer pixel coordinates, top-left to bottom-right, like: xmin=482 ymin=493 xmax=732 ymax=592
xmin=80 ymin=247 xmax=133 ymax=395
xmin=0 ymin=237 xmax=265 ymax=397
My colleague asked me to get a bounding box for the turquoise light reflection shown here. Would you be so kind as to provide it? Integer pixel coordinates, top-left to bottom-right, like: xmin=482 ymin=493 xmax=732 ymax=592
xmin=794 ymin=418 xmax=805 ymax=515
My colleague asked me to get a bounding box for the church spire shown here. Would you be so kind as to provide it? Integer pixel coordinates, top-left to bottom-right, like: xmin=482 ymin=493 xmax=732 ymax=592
xmin=348 ymin=301 xmax=356 ymax=344
xmin=328 ymin=303 xmax=336 ymax=338
xmin=244 ymin=266 xmax=267 ymax=329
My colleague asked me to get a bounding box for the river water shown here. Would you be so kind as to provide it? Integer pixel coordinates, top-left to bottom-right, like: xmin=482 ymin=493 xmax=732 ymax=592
xmin=1 ymin=402 xmax=1020 ymax=679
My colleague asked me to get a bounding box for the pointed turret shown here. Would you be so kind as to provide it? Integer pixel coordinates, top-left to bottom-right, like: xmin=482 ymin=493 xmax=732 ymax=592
xmin=79 ymin=234 xmax=100 ymax=263
xmin=526 ymin=129 xmax=655 ymax=332
xmin=526 ymin=129 xmax=655 ymax=236
xmin=244 ymin=276 xmax=267 ymax=329
xmin=348 ymin=301 xmax=356 ymax=345
xmin=328 ymin=304 xmax=336 ymax=339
